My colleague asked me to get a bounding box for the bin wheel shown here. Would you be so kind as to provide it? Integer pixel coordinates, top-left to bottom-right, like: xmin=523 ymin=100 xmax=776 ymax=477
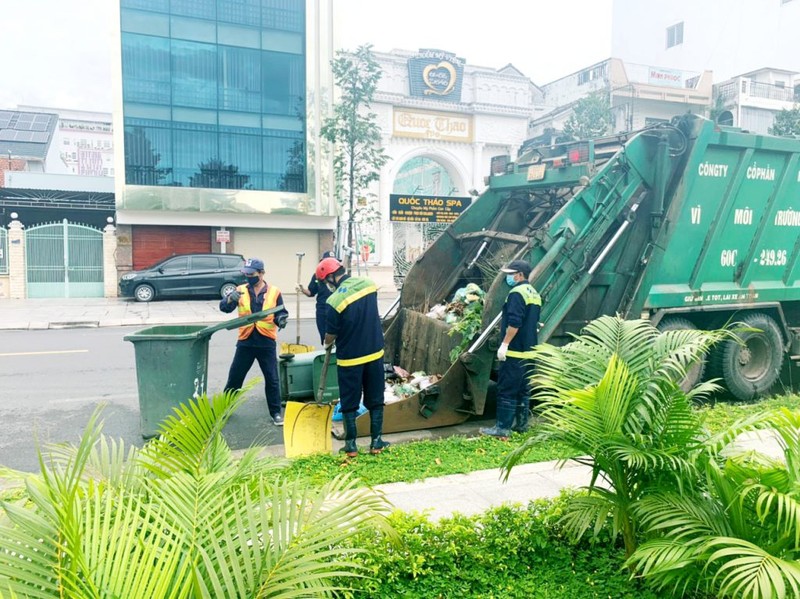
xmin=134 ymin=284 xmax=155 ymax=303
xmin=657 ymin=317 xmax=706 ymax=392
xmin=715 ymin=312 xmax=784 ymax=401
xmin=220 ymin=282 xmax=238 ymax=298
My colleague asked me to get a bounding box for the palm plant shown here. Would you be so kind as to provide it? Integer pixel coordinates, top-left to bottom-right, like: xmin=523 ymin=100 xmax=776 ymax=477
xmin=501 ymin=316 xmax=729 ymax=558
xmin=628 ymin=407 xmax=800 ymax=599
xmin=0 ymin=388 xmax=395 ymax=598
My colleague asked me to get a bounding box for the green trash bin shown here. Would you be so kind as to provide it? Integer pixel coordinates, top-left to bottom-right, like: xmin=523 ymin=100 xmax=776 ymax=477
xmin=124 ymin=307 xmax=284 ymax=439
xmin=279 ymin=349 xmax=340 ymax=402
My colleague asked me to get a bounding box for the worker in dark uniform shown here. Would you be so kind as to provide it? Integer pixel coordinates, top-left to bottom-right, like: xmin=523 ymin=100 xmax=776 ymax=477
xmin=316 ymin=257 xmax=388 ymax=457
xmin=220 ymin=257 xmax=289 ymax=426
xmin=297 ymin=250 xmax=337 ymax=343
xmin=480 ymin=259 xmax=541 ymax=439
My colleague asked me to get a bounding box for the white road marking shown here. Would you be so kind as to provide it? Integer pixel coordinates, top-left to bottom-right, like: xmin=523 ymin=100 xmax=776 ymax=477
xmin=0 ymin=349 xmax=89 ymax=357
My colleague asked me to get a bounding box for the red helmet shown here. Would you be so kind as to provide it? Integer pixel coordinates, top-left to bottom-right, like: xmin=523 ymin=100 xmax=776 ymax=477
xmin=315 ymin=257 xmax=342 ymax=280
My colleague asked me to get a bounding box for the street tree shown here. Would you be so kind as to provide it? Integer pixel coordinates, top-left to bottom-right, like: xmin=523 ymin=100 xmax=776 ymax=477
xmin=769 ymin=106 xmax=800 ymax=137
xmin=563 ymin=92 xmax=612 ymax=140
xmin=321 ymin=44 xmax=389 ymax=270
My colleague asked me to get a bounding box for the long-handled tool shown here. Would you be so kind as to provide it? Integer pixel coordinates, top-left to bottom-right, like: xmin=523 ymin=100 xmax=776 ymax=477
xmin=280 ymin=251 xmax=315 ymax=355
xmin=283 ymin=346 xmax=335 ymax=457
xmin=295 ymin=251 xmax=304 ymax=345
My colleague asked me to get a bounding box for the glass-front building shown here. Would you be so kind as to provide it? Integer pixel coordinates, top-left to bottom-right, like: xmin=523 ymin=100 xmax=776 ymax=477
xmin=115 ymin=0 xmax=332 ymax=215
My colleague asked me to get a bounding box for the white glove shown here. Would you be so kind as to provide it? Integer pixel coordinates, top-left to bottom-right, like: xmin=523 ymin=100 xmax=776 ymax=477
xmin=323 ymin=339 xmax=335 ymax=351
xmin=295 ymin=284 xmax=303 ymax=293
xmin=497 ymin=343 xmax=509 ymax=362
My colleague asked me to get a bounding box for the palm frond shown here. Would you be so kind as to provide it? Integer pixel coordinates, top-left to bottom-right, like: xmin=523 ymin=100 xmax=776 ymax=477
xmin=706 ymin=537 xmax=800 ymax=599
xmin=627 ymin=538 xmax=707 ymax=597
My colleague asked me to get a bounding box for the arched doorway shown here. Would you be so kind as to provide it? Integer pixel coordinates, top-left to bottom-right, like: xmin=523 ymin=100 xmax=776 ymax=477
xmin=391 ymin=155 xmax=461 ymax=286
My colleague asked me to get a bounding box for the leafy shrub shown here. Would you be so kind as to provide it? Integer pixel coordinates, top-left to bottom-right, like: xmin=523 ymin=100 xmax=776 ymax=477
xmin=335 ymin=495 xmax=659 ymax=598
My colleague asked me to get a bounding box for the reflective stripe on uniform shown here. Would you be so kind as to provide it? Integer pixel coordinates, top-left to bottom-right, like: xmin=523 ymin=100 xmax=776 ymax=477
xmin=238 ymin=284 xmax=280 ymax=340
xmin=508 ymin=283 xmax=542 ymax=306
xmin=327 ymin=277 xmax=377 ymax=313
xmin=336 ymin=348 xmax=385 ymax=367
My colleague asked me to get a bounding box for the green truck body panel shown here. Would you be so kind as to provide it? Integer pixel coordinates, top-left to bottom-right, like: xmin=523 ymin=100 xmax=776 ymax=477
xmin=371 ymin=116 xmax=800 ymax=435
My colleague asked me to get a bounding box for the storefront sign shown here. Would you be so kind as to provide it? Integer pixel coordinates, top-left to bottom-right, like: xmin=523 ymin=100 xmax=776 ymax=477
xmin=408 ymin=49 xmax=465 ymax=102
xmin=389 ymin=194 xmax=471 ymax=223
xmin=393 ymin=108 xmax=472 ymax=142
xmin=647 ymin=66 xmax=684 ymax=88
xmin=215 ymin=229 xmax=230 ymax=243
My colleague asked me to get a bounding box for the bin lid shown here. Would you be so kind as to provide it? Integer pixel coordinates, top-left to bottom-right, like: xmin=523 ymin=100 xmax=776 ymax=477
xmin=124 ymin=307 xmax=285 ymax=342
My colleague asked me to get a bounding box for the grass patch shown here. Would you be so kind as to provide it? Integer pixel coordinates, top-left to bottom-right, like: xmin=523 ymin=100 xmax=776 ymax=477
xmin=284 ymin=433 xmax=573 ymax=487
xmin=285 ymin=393 xmax=800 ymax=488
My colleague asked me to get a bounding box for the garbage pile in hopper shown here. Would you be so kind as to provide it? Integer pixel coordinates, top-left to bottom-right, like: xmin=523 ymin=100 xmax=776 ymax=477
xmin=382 ymin=283 xmax=487 ymax=404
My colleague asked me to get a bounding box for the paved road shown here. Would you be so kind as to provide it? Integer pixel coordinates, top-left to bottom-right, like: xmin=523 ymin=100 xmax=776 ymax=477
xmin=0 ymin=321 xmax=322 ymax=472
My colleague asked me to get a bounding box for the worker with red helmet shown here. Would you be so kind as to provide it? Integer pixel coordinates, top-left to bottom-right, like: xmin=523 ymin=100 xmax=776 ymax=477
xmin=297 ymin=250 xmax=337 ymax=343
xmin=316 ymin=257 xmax=389 ymax=457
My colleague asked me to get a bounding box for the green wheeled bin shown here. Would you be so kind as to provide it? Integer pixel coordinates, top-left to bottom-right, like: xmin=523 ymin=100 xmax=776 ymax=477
xmin=124 ymin=308 xmax=284 ymax=438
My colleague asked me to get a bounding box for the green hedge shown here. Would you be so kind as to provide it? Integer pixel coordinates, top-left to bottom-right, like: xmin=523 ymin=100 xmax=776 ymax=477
xmin=335 ymin=495 xmax=659 ymax=598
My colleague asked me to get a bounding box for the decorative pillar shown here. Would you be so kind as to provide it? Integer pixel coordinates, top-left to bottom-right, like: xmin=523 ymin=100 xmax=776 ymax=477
xmin=8 ymin=218 xmax=25 ymax=299
xmin=103 ymin=224 xmax=118 ymax=298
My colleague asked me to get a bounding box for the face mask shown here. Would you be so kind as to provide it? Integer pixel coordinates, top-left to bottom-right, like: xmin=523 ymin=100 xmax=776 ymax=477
xmin=245 ymin=275 xmax=259 ymax=287
xmin=506 ymin=274 xmax=517 ymax=287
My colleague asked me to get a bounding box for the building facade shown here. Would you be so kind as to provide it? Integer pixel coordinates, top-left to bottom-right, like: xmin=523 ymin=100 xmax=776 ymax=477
xmin=713 ymin=68 xmax=800 ymax=135
xmin=529 ymin=58 xmax=713 ymax=139
xmin=365 ymin=49 xmax=541 ymax=284
xmin=112 ymin=0 xmax=335 ymax=292
xmin=611 ymin=0 xmax=800 ymax=81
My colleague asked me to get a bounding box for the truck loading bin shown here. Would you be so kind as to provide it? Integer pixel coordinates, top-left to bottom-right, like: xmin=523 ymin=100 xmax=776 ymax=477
xmin=369 ymin=115 xmax=800 ymax=436
xmin=125 ymin=308 xmax=284 ymax=438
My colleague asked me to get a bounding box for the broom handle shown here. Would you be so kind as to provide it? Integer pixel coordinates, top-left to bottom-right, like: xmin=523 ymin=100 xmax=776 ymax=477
xmin=295 ymin=252 xmax=304 ymax=345
xmin=317 ymin=346 xmax=333 ymax=403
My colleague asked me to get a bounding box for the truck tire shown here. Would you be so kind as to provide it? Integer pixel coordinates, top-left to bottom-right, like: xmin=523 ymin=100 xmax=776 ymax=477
xmin=716 ymin=312 xmax=784 ymax=401
xmin=657 ymin=317 xmax=705 ymax=392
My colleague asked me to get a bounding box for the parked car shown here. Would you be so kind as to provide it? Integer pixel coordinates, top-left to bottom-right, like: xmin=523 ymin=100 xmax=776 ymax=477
xmin=119 ymin=253 xmax=246 ymax=302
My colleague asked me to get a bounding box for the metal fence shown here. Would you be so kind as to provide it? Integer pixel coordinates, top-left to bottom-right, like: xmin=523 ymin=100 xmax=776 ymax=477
xmin=25 ymin=219 xmax=103 ymax=298
xmin=749 ymin=81 xmax=797 ymax=102
xmin=0 ymin=227 xmax=7 ymax=275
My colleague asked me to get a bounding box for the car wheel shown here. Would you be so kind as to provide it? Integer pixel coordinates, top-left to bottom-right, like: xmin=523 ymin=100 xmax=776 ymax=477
xmin=657 ymin=317 xmax=706 ymax=392
xmin=134 ymin=284 xmax=155 ymax=303
xmin=220 ymin=282 xmax=238 ymax=298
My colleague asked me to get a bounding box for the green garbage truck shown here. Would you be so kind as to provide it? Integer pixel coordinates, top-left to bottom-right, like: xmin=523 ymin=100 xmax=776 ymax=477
xmin=369 ymin=114 xmax=800 ymax=436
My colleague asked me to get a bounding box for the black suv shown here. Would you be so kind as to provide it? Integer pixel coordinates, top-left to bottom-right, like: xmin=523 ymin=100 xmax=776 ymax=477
xmin=119 ymin=253 xmax=246 ymax=302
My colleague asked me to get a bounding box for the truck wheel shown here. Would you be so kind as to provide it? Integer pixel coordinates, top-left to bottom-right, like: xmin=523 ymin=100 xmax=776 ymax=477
xmin=657 ymin=317 xmax=705 ymax=392
xmin=717 ymin=312 xmax=784 ymax=401
xmin=134 ymin=284 xmax=155 ymax=303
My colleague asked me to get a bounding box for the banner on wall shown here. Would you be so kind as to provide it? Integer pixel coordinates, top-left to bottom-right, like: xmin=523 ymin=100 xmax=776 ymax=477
xmin=389 ymin=194 xmax=471 ymax=223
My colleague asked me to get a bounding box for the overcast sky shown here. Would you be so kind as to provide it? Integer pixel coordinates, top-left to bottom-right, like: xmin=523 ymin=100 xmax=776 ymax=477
xmin=0 ymin=0 xmax=611 ymax=113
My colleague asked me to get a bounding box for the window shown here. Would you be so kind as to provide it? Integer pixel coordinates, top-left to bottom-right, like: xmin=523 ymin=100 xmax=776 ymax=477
xmin=666 ymin=22 xmax=684 ymax=48
xmin=221 ymin=255 xmax=244 ymax=268
xmin=191 ymin=256 xmax=220 ymax=270
xmin=577 ymin=64 xmax=607 ymax=85
xmin=161 ymin=257 xmax=188 ymax=272
xmin=775 ymin=80 xmax=786 ymax=88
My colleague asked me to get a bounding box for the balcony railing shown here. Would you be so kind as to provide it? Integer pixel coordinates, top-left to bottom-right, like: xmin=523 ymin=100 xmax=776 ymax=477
xmin=749 ymin=81 xmax=798 ymax=102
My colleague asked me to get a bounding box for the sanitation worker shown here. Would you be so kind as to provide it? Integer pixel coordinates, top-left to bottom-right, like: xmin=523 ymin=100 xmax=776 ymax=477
xmin=480 ymin=259 xmax=541 ymax=439
xmin=297 ymin=250 xmax=337 ymax=343
xmin=220 ymin=257 xmax=288 ymax=426
xmin=316 ymin=256 xmax=389 ymax=457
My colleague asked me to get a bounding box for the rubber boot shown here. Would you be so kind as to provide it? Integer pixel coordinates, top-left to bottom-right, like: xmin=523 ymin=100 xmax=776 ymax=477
xmin=512 ymin=401 xmax=531 ymax=433
xmin=480 ymin=398 xmax=514 ymax=439
xmin=340 ymin=411 xmax=358 ymax=457
xmin=369 ymin=407 xmax=391 ymax=455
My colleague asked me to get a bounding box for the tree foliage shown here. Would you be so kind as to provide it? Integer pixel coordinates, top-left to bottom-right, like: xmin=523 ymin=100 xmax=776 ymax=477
xmin=320 ymin=44 xmax=389 ymax=267
xmin=124 ymin=127 xmax=172 ymax=186
xmin=769 ymin=106 xmax=800 ymax=137
xmin=0 ymin=387 xmax=395 ymax=597
xmin=563 ymin=92 xmax=612 ymax=140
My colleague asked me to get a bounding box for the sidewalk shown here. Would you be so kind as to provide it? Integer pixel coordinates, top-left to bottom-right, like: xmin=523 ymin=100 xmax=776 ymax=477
xmin=0 ymin=293 xmax=399 ymax=331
